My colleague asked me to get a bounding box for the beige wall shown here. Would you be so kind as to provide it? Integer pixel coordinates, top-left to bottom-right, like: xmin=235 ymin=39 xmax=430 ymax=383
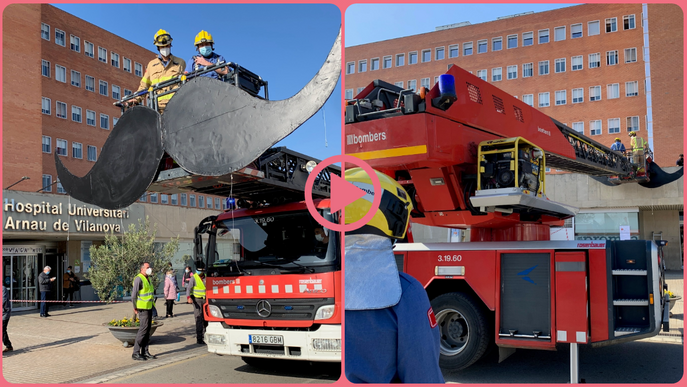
xmin=640 ymin=210 xmax=682 ymax=270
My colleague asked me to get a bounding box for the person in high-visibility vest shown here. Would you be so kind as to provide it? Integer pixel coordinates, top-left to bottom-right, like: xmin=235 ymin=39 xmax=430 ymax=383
xmin=132 ymin=262 xmax=156 ymax=361
xmin=187 ymin=266 xmax=207 ymax=345
xmin=628 ymin=131 xmax=647 ymax=166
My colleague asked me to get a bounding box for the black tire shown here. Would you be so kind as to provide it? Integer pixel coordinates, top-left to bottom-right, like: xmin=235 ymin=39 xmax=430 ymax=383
xmin=431 ymin=292 xmax=490 ymax=371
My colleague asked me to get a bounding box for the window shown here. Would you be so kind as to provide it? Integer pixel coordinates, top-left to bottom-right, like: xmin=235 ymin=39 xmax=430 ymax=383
xmin=434 ymin=76 xmax=439 ymax=86
xmin=477 ymin=69 xmax=487 ymax=81
xmin=590 ymin=120 xmax=602 ymax=136
xmin=124 ymin=89 xmax=132 ymax=97
xmin=572 ymin=122 xmax=584 ymax=134
xmin=134 ymin=62 xmax=143 ymax=77
xmin=190 ymin=194 xmax=196 ymax=207
xmin=55 ymin=29 xmax=65 ymax=46
xmin=161 ymin=194 xmax=168 ymax=205
xmin=98 ymin=47 xmax=107 ymax=63
xmin=71 ymin=70 xmax=80 ymax=87
xmin=85 ymin=75 xmax=94 ymax=92
xmin=625 ymin=48 xmax=637 ymax=63
xmin=522 ymin=94 xmax=534 ymax=106
xmin=72 ymin=142 xmax=83 ymax=159
xmin=522 ymin=63 xmax=533 ymax=78
xmin=555 ymin=58 xmax=566 ymax=73
xmin=71 ymin=106 xmax=82 ymax=123
xmin=86 ymin=110 xmax=96 ymax=126
xmin=571 ymin=24 xmax=583 ymax=38
xmin=421 ymin=78 xmax=430 ymax=89
xmin=492 ymin=37 xmax=502 ymax=51
xmin=554 ymin=26 xmax=566 ymax=41
xmin=435 ymin=47 xmax=444 ymax=61
xmin=507 ymin=34 xmax=517 ymax=49
xmin=538 ymin=60 xmax=549 ymax=75
xmin=357 ymin=60 xmax=367 ymax=73
xmin=207 ymin=196 xmax=213 ymax=209
xmin=407 ymin=79 xmax=417 ymax=91
xmin=345 ymin=89 xmax=353 ymax=100
xmin=555 ymin=90 xmax=567 ymax=105
xmin=113 ymin=117 xmax=119 ymax=127
xmin=607 ymin=50 xmax=618 ymax=66
xmin=42 ymin=175 xmax=52 ymax=192
xmin=448 ymin=45 xmax=459 ymax=58
xmin=87 ymin=145 xmax=97 ymax=161
xmin=477 ymin=40 xmax=488 ymax=53
xmin=112 ymin=85 xmax=121 ymax=100
xmin=99 ymin=80 xmax=108 ymax=96
xmin=607 ymin=83 xmax=620 ymax=99
xmin=123 ymin=58 xmax=131 ymax=72
xmin=84 ymin=41 xmax=94 ymax=58
xmin=346 ymin=62 xmax=355 ymax=74
xmin=507 ymin=65 xmax=517 ymax=80
xmin=41 ymin=97 xmax=51 ymax=115
xmin=70 ymin=35 xmax=80 ymax=52
xmin=371 ymin=57 xmax=380 ymax=70
xmin=396 ymin=53 xmax=405 ymax=66
xmin=538 ymin=92 xmax=550 ymax=107
xmin=172 ymin=194 xmax=178 ymax=206
xmin=41 ymin=23 xmax=50 ymax=40
xmin=624 ymin=15 xmax=635 ymax=30
xmin=606 ymin=17 xmax=617 ymax=33
xmin=139 ymin=193 xmax=147 ymax=202
xmin=356 ymin=87 xmax=365 ymax=94
xmin=42 ymin=136 xmax=51 ymax=153
xmin=181 ymin=193 xmax=188 ymax=206
xmin=394 ymin=81 xmax=404 ymax=88
xmin=215 ymin=198 xmax=221 ymax=209
xmin=522 ymin=32 xmax=533 ymax=47
xmin=572 ymin=88 xmax=584 ymax=103
xmin=626 ymin=81 xmax=639 ymax=97
xmin=383 ymin=55 xmax=392 ymax=68
xmin=110 ymin=52 xmax=119 ymax=68
xmin=538 ymin=29 xmax=549 ymax=44
xmin=608 ymin=118 xmax=620 ymax=134
xmin=572 ymin=56 xmax=583 ymax=71
xmin=41 ymin=59 xmax=50 ymax=77
xmin=492 ymin=67 xmax=502 ymax=82
xmin=589 ymin=86 xmax=601 ymax=101
xmin=150 ymin=193 xmax=158 ymax=203
xmin=55 ymin=65 xmax=66 ymax=82
xmin=589 ymin=53 xmax=600 ymax=68
xmin=56 ymin=101 xmax=67 ymax=119
xmin=421 ymin=50 xmax=431 ymax=62
xmin=199 ymin=195 xmax=205 ymax=208
xmin=588 ymin=21 xmax=600 ymax=36
xmin=100 ymin=114 xmax=109 ymax=130
xmin=626 ymin=116 xmax=639 ymax=132
xmin=56 ymin=139 xmax=67 ymax=156
xmin=463 ymin=42 xmax=473 ymax=56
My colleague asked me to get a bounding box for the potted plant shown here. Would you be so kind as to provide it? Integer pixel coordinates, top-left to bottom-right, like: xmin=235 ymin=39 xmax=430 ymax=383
xmin=104 ymin=316 xmax=164 ymax=347
xmin=665 ymin=290 xmax=682 ymax=313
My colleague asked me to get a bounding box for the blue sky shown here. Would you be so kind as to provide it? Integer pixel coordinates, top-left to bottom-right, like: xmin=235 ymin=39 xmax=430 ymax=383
xmin=345 ymin=4 xmax=577 ymax=47
xmin=53 ymin=3 xmax=342 ymax=162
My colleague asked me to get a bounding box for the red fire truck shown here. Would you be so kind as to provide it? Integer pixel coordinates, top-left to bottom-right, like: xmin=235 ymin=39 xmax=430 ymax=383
xmin=344 ymin=65 xmax=674 ymax=378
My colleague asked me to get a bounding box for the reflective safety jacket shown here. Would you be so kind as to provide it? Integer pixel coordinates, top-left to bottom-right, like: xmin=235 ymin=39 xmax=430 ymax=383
xmin=631 ymin=136 xmax=647 ymax=151
xmin=134 ymin=273 xmax=154 ymax=310
xmin=135 ymin=54 xmax=186 ymax=111
xmin=192 ymin=273 xmax=206 ymax=299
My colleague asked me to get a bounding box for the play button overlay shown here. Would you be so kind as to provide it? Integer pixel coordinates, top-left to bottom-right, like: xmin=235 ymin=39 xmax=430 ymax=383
xmin=305 ymin=155 xmax=382 ymax=232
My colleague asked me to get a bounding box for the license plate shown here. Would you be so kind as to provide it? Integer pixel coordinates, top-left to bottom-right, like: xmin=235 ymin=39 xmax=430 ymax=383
xmin=249 ymin=334 xmax=284 ymax=345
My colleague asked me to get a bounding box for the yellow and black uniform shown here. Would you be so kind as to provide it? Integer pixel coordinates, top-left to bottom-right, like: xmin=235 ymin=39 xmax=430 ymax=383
xmin=629 ymin=133 xmax=647 ymax=166
xmin=135 ymin=55 xmax=186 ymax=113
xmin=132 ymin=273 xmax=154 ymax=359
xmin=188 ymin=272 xmax=207 ymax=344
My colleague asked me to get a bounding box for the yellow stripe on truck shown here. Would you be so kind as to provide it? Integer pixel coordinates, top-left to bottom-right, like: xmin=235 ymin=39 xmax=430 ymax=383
xmin=348 ymin=145 xmax=428 ymax=160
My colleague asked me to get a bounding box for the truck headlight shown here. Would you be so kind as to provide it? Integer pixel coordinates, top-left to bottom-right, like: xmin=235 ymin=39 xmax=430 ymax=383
xmin=207 ymin=334 xmax=226 ymax=345
xmin=314 ymin=305 xmax=335 ymax=320
xmin=208 ymin=305 xmax=223 ymax=318
xmin=312 ymin=338 xmax=341 ymax=351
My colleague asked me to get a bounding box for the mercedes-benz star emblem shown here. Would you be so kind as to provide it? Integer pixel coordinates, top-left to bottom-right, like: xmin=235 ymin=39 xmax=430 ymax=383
xmin=256 ymin=300 xmax=272 ymax=318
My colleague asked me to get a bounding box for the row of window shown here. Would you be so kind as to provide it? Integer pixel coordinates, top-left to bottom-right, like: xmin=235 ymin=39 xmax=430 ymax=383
xmin=41 ymin=23 xmax=143 ymax=76
xmin=347 ymin=14 xmax=637 ymax=74
xmin=567 ymin=117 xmax=640 ymax=136
xmin=42 ymin=135 xmax=98 ymax=161
xmin=139 ymin=192 xmax=227 ymax=210
xmin=42 ymin=60 xmax=133 ymax=100
xmin=42 ymin=97 xmax=118 ymax=129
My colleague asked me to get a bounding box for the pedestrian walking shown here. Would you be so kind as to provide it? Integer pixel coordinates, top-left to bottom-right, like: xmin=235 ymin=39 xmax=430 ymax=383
xmin=37 ymin=266 xmax=56 ymax=318
xmin=164 ymin=270 xmax=176 ymax=318
xmin=3 ymin=279 xmax=12 ymax=352
xmin=187 ymin=266 xmax=207 ymax=345
xmin=132 ymin=262 xmax=156 ymax=361
xmin=62 ymin=266 xmax=78 ymax=307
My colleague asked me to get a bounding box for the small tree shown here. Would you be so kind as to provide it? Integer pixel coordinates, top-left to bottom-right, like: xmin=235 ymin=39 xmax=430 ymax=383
xmin=88 ymin=217 xmax=180 ymax=303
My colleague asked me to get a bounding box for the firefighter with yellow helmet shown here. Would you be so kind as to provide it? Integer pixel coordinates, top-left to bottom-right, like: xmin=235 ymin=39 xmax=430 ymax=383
xmin=344 ymin=168 xmax=444 ymax=383
xmin=185 ymin=30 xmax=229 ymax=80
xmin=129 ymin=29 xmax=186 ymax=113
xmin=628 ymin=131 xmax=648 ymax=166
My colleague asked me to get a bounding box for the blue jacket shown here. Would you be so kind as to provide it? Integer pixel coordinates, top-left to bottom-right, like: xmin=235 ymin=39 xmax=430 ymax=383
xmin=611 ymin=141 xmax=626 ymax=152
xmin=345 ymin=273 xmax=445 ymax=383
xmin=3 ymin=285 xmax=10 ymax=321
xmin=186 ymin=52 xmax=227 ymax=80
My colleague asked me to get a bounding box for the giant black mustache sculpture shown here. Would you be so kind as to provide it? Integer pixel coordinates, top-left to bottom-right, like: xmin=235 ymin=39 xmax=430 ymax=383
xmin=56 ymin=29 xmax=341 ymax=210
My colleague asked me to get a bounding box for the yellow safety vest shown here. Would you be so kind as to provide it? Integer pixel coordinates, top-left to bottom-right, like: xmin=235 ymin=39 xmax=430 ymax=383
xmin=631 ymin=136 xmax=646 ymax=151
xmin=135 ymin=273 xmax=154 ymax=310
xmin=192 ymin=273 xmax=206 ymax=299
xmin=135 ymin=55 xmax=186 ymax=109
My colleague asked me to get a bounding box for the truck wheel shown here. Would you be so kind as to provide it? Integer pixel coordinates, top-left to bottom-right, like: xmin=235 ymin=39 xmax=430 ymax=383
xmin=431 ymin=292 xmax=490 ymax=371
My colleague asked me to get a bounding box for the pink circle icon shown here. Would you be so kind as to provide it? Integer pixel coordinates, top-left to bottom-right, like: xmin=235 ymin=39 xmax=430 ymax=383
xmin=305 ymin=155 xmax=382 ymax=232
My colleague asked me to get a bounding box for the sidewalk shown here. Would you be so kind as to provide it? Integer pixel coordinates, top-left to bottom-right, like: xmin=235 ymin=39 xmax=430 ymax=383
xmin=644 ymin=270 xmax=684 ymax=344
xmin=2 ymin=299 xmax=203 ymax=384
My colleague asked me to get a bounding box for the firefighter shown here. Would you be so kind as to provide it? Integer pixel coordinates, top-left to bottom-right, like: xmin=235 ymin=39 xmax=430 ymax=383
xmin=187 ymin=266 xmax=207 ymax=345
xmin=186 ymin=30 xmax=229 ymax=80
xmin=610 ymin=137 xmax=626 ymax=154
xmin=628 ymin=131 xmax=647 ymax=166
xmin=128 ymin=29 xmax=186 ymax=113
xmin=344 ymin=168 xmax=444 ymax=383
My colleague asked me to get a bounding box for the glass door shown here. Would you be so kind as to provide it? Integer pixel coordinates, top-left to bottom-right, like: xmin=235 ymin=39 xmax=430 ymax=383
xmin=2 ymin=254 xmax=38 ymax=311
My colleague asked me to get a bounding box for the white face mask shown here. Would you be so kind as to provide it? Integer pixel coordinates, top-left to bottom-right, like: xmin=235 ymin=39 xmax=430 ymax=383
xmin=315 ymin=234 xmax=324 ymax=242
xmin=159 ymin=47 xmax=171 ymax=57
xmin=145 ymin=268 xmax=152 ymax=275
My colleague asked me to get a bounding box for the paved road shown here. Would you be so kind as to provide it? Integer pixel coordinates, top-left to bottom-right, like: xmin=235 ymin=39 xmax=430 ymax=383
xmin=104 ymin=353 xmax=340 ymax=384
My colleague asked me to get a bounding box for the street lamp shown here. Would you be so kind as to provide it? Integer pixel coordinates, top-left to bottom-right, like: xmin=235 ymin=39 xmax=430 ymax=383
xmin=4 ymin=176 xmax=30 ymax=190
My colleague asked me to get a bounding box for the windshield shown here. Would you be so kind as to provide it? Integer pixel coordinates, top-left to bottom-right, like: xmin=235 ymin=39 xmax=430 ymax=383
xmin=212 ymin=209 xmax=339 ymax=273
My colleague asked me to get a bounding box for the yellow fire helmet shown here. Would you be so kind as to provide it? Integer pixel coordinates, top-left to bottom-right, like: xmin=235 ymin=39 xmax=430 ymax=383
xmin=194 ymin=30 xmax=214 ymax=46
xmin=629 ymin=131 xmax=636 ymax=137
xmin=154 ymin=29 xmax=172 ymax=46
xmin=344 ymin=168 xmax=413 ymax=240
xmin=615 ymin=138 xmax=621 ymax=141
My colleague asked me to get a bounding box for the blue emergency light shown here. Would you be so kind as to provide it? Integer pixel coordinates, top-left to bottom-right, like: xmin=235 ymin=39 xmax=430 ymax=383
xmin=433 ymin=74 xmax=457 ymax=111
